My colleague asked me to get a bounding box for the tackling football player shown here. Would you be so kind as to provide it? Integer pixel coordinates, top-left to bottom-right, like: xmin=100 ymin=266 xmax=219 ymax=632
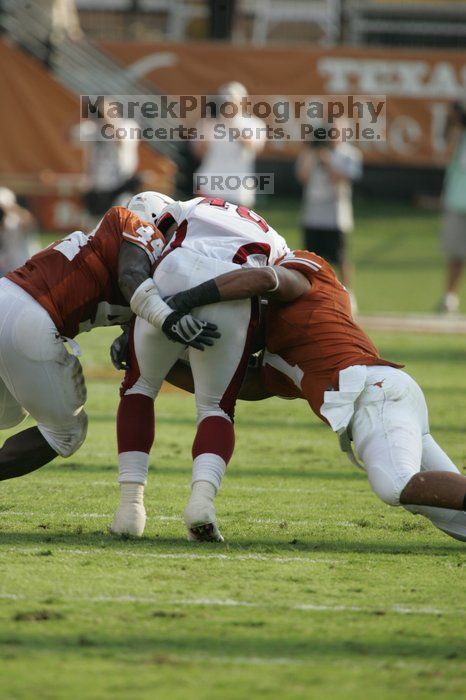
xmin=0 ymin=192 xmax=217 ymax=484
xmin=111 ymin=196 xmax=289 ymax=541
xmin=165 ymin=250 xmax=466 ymax=543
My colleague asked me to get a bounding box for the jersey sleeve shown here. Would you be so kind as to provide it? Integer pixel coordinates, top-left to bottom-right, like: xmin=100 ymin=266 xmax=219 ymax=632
xmin=119 ymin=208 xmax=166 ymax=265
xmin=275 ymin=250 xmax=324 ymax=281
xmin=268 ymin=232 xmax=290 ymax=265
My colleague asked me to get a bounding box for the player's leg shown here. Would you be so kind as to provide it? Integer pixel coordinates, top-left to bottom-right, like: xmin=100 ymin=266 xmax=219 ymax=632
xmin=0 ymin=427 xmax=59 ymax=481
xmin=185 ymin=296 xmax=258 ymax=542
xmin=0 ymin=377 xmax=54 ymax=480
xmin=111 ymin=316 xmax=184 ymax=536
xmin=352 ymin=369 xmax=424 ymax=506
xmin=352 ymin=368 xmax=466 ymax=540
xmin=0 ymin=287 xmax=88 ymax=478
xmin=112 ymin=249 xmax=203 ymax=536
xmin=0 ymin=375 xmax=28 ymax=431
xmin=437 ymin=211 xmax=466 ymax=313
xmin=401 ymin=395 xmax=466 ymax=542
xmin=398 ymin=379 xmax=466 ymax=511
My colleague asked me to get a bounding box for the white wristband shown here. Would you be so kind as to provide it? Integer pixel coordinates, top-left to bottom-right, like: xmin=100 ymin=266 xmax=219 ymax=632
xmin=130 ymin=278 xmax=173 ymax=328
xmin=267 ymin=266 xmax=280 ymax=292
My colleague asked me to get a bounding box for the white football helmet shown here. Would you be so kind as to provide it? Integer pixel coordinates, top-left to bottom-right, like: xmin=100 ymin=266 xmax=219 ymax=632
xmin=127 ymin=191 xmax=174 ymax=226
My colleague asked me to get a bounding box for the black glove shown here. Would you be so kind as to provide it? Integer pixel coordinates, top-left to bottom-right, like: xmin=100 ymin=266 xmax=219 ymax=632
xmin=110 ymin=331 xmax=130 ymax=370
xmin=162 ymin=311 xmax=220 ymax=351
xmin=165 ymin=280 xmax=221 ymax=314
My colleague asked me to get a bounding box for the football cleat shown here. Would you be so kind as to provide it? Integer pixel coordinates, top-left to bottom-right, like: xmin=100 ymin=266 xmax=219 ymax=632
xmin=184 ymin=497 xmax=224 ymax=543
xmin=110 ymin=503 xmax=146 ymax=537
xmin=187 ymin=522 xmax=224 ymax=543
xmin=110 ymin=483 xmax=146 ymax=537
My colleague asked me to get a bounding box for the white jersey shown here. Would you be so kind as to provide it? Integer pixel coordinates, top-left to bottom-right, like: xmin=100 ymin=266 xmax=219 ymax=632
xmin=157 ymin=197 xmax=289 ymax=267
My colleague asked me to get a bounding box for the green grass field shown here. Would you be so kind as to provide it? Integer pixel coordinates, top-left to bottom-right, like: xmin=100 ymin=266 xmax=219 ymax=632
xmin=0 ymin=199 xmax=465 ymax=699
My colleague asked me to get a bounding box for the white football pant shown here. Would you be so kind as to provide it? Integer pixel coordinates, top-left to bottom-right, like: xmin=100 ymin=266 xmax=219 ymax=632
xmin=119 ymin=247 xmax=255 ymax=487
xmin=351 ymin=366 xmax=466 ymax=541
xmin=0 ymin=278 xmax=87 ymax=457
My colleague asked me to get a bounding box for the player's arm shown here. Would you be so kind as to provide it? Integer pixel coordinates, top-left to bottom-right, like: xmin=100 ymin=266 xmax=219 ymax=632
xmin=166 ymin=266 xmax=310 ymax=314
xmin=118 ymin=241 xmax=152 ymax=302
xmin=118 ymin=240 xmax=220 ymax=352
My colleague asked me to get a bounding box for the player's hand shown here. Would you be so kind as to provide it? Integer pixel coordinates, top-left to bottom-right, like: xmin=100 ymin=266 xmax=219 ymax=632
xmin=110 ymin=331 xmax=129 ymax=370
xmin=162 ymin=311 xmax=220 ymax=351
xmin=165 ymin=291 xmax=193 ymax=314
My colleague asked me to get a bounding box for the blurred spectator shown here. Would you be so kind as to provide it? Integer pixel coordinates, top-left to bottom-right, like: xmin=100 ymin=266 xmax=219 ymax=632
xmin=0 ymin=188 xmax=39 ymax=276
xmin=208 ymin=0 xmax=236 ymax=40
xmin=295 ymin=128 xmax=362 ymax=311
xmin=24 ymin=0 xmax=83 ymax=67
xmin=437 ymin=100 xmax=466 ymax=314
xmin=192 ymin=81 xmax=266 ymax=207
xmin=71 ymin=110 xmax=141 ymax=221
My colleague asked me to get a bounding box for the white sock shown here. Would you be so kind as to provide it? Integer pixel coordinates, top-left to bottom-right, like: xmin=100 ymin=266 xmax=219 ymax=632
xmin=119 ymin=482 xmax=145 ymax=506
xmin=190 ymin=480 xmax=216 ymax=502
xmin=191 ymin=453 xmax=226 ymax=491
xmin=118 ymin=451 xmax=149 ymax=485
xmin=111 ymin=482 xmax=146 ymax=537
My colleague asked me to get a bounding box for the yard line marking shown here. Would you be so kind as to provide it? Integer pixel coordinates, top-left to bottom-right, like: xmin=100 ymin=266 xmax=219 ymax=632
xmin=0 ymin=512 xmax=313 ymax=526
xmin=27 ymin=480 xmax=317 ymax=495
xmin=0 ymin=592 xmax=462 ymax=617
xmin=2 ymin=546 xmax=338 ymax=565
xmin=0 ymin=511 xmax=112 ymax=519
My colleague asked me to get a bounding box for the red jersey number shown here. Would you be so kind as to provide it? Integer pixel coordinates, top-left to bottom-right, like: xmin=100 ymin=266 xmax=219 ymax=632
xmin=200 ymin=198 xmax=269 ymax=234
xmin=236 ymin=206 xmax=269 ymax=233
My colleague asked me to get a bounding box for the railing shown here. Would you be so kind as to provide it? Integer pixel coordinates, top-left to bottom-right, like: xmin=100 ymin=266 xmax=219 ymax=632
xmin=347 ymin=1 xmax=466 ymax=46
xmin=0 ymin=0 xmax=183 ymax=164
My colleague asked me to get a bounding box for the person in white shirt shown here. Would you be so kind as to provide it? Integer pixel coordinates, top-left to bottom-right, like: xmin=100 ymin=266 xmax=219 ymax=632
xmin=71 ymin=112 xmax=141 ymax=221
xmin=192 ymin=82 xmax=266 ymax=208
xmin=296 ymin=132 xmax=362 ymax=309
xmin=0 ymin=188 xmax=38 ymax=277
xmin=437 ymin=100 xmax=466 ymax=314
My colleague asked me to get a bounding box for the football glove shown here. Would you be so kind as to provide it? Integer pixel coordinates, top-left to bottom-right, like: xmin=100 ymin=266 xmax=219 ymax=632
xmin=110 ymin=331 xmax=130 ymax=370
xmin=162 ymin=311 xmax=220 ymax=351
xmin=165 ymin=280 xmax=221 ymax=314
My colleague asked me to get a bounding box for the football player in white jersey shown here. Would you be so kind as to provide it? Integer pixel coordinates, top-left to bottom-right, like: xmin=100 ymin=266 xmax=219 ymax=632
xmin=111 ymin=196 xmax=289 ymax=541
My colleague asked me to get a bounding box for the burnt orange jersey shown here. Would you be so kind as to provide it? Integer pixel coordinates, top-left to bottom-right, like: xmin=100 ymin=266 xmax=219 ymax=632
xmin=7 ymin=207 xmax=165 ymax=338
xmin=263 ymin=250 xmax=401 ymax=421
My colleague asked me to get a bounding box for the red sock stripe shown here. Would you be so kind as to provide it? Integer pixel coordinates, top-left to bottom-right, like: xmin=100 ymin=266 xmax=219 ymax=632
xmin=117 ymin=394 xmax=155 ymax=454
xmin=192 ymin=416 xmax=235 ymax=465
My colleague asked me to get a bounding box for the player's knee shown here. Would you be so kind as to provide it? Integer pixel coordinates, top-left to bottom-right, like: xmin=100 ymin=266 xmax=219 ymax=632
xmin=367 ymin=466 xmax=410 ymax=507
xmin=196 ymin=403 xmax=232 ymax=424
xmin=39 ymin=411 xmax=88 ymax=458
xmin=121 ymin=377 xmax=160 ymax=401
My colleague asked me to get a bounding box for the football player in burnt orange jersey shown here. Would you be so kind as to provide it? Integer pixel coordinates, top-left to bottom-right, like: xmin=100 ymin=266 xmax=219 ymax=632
xmin=164 ymin=250 xmax=466 ymax=542
xmin=0 ymin=192 xmax=218 ymax=491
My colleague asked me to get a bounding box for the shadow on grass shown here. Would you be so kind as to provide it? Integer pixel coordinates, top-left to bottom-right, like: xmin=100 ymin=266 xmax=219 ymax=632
xmin=87 ymin=413 xmax=324 ymax=433
xmin=55 ymin=463 xmax=365 ymax=482
xmin=0 ymin=629 xmax=464 ymax=662
xmin=0 ymin=531 xmax=461 ymax=557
